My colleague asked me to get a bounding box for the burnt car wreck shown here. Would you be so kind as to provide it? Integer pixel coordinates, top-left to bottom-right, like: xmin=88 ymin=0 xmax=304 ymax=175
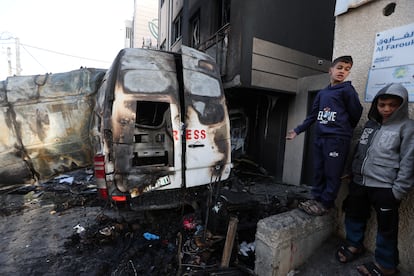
xmin=0 ymin=68 xmax=106 ymax=186
xmin=0 ymin=46 xmax=233 ymax=211
xmin=93 ymin=46 xmax=232 ymax=209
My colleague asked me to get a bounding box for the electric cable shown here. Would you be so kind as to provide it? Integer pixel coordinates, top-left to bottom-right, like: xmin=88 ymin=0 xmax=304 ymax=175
xmin=20 ymin=44 xmax=48 ymax=71
xmin=21 ymin=43 xmax=112 ymax=63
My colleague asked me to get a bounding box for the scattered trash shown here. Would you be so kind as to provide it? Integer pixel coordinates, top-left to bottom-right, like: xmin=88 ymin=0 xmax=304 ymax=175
xmin=287 ymin=269 xmax=300 ymax=276
xmin=212 ymin=201 xmax=224 ymax=213
xmin=143 ymin=232 xmax=160 ymax=240
xmin=85 ymin=168 xmax=94 ymax=175
xmin=183 ymin=215 xmax=197 ymax=230
xmin=24 ymin=191 xmax=36 ymax=202
xmin=99 ymin=226 xmax=115 ymax=236
xmin=73 ymin=224 xmax=85 ymax=234
xmin=239 ymin=241 xmax=255 ymax=256
xmin=58 ymin=176 xmax=74 ymax=185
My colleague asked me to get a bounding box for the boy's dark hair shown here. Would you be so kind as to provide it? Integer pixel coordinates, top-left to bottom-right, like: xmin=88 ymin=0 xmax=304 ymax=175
xmin=332 ymin=55 xmax=353 ymax=66
xmin=377 ymin=93 xmax=403 ymax=105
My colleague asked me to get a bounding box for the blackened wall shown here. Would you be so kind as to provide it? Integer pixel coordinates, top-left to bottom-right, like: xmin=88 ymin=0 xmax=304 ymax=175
xmin=227 ymin=0 xmax=335 ymax=85
xmin=226 ymin=88 xmax=289 ymax=182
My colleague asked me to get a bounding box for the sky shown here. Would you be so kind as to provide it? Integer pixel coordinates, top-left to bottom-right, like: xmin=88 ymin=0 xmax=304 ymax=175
xmin=0 ymin=0 xmax=134 ymax=81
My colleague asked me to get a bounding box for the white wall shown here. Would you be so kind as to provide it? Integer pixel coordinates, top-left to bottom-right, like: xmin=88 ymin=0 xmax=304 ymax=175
xmin=333 ymin=0 xmax=414 ymax=272
xmin=333 ymin=0 xmax=414 ymax=122
xmin=134 ymin=0 xmax=159 ymax=49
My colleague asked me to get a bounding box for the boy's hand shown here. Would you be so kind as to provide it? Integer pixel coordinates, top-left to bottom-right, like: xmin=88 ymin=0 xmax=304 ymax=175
xmin=286 ymin=130 xmax=297 ymax=140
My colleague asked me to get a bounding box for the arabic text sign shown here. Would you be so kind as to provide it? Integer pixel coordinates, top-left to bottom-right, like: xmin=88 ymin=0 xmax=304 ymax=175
xmin=372 ymin=23 xmax=414 ymax=68
xmin=366 ymin=23 xmax=414 ymax=102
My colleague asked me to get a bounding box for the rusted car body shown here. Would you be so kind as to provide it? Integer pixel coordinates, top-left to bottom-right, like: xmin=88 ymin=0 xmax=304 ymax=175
xmin=93 ymin=46 xmax=232 ymax=208
xmin=0 ymin=69 xmax=105 ymax=187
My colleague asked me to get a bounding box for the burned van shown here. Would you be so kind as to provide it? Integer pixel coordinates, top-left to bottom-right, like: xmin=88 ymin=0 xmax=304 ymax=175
xmin=93 ymin=46 xmax=232 ymax=209
xmin=0 ymin=68 xmax=106 ymax=187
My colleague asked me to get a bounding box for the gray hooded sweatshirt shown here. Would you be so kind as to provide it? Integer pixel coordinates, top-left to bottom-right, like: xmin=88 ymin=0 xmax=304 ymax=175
xmin=351 ymin=83 xmax=414 ymax=200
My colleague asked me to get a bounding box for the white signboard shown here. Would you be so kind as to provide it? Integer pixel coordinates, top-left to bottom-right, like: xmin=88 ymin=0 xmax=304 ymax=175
xmin=365 ymin=23 xmax=414 ymax=102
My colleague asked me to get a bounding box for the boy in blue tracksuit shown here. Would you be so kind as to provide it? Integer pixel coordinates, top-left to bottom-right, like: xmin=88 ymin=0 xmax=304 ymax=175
xmin=336 ymin=83 xmax=414 ymax=276
xmin=286 ymin=55 xmax=363 ymax=215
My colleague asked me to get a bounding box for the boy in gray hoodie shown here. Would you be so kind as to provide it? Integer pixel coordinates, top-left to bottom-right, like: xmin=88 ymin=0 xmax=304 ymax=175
xmin=336 ymin=83 xmax=414 ymax=276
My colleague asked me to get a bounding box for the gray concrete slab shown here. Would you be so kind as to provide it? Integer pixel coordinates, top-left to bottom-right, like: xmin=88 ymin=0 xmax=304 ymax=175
xmin=255 ymin=209 xmax=335 ymax=276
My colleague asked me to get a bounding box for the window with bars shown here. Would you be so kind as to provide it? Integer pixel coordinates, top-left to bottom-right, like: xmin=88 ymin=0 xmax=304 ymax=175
xmin=172 ymin=12 xmax=182 ymax=45
xmin=190 ymin=13 xmax=200 ymax=48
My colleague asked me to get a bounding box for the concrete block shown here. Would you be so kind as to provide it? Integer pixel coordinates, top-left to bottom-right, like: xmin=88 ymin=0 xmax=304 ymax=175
xmin=255 ymin=209 xmax=335 ymax=276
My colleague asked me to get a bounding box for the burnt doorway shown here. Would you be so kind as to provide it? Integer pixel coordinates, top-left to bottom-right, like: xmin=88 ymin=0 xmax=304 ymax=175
xmin=226 ymin=89 xmax=289 ymax=182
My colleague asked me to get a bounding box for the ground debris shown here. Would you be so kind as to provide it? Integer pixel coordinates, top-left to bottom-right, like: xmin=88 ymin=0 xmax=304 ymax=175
xmin=0 ymin=158 xmax=312 ymax=275
xmin=0 ymin=168 xmax=105 ymax=216
xmin=52 ymin=207 xmax=260 ymax=275
xmin=0 ymin=200 xmax=28 ymax=216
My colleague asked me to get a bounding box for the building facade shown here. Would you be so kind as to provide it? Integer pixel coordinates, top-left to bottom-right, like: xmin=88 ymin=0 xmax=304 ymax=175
xmin=132 ymin=0 xmax=159 ymax=49
xmin=158 ymin=0 xmax=336 ymax=183
xmin=284 ymin=0 xmax=414 ymax=271
xmin=332 ymin=0 xmax=414 ymax=271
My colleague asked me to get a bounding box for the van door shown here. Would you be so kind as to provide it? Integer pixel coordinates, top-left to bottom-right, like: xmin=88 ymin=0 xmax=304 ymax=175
xmin=180 ymin=46 xmax=231 ymax=188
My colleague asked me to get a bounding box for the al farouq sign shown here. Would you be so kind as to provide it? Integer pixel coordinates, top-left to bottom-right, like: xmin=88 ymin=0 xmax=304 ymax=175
xmin=365 ymin=22 xmax=414 ymax=102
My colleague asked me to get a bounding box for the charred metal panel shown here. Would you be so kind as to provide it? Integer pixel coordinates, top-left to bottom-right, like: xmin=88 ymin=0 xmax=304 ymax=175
xmin=95 ymin=48 xmax=183 ymax=196
xmin=110 ymin=49 xmax=179 ymax=144
xmin=0 ymin=68 xmax=106 ymax=185
xmin=0 ymin=81 xmax=32 ymax=184
xmin=181 ymin=46 xmax=232 ymax=187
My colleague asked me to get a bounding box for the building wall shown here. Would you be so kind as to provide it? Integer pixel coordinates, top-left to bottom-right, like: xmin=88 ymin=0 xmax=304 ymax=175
xmin=133 ymin=0 xmax=159 ymax=49
xmin=333 ymin=0 xmax=414 ymax=121
xmin=251 ymin=38 xmax=330 ymax=93
xmin=332 ymin=0 xmax=414 ymax=272
xmin=158 ymin=0 xmax=335 ymax=90
xmin=125 ymin=20 xmax=134 ymax=48
xmin=283 ymin=73 xmax=330 ymax=185
xmin=225 ymin=0 xmax=335 ymax=89
xmin=160 ymin=0 xmax=184 ymax=52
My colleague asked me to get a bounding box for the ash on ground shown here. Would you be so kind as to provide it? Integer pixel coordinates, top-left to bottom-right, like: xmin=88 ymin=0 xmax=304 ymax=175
xmin=0 ymin=159 xmax=311 ymax=275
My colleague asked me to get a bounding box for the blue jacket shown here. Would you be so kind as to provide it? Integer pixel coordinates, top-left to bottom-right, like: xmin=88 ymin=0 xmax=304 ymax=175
xmin=351 ymin=83 xmax=414 ymax=200
xmin=294 ymin=81 xmax=363 ymax=139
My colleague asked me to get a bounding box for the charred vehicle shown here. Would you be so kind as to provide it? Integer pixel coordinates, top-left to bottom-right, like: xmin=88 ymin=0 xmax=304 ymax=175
xmin=0 ymin=69 xmax=105 ymax=187
xmin=93 ymin=46 xmax=232 ymax=209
